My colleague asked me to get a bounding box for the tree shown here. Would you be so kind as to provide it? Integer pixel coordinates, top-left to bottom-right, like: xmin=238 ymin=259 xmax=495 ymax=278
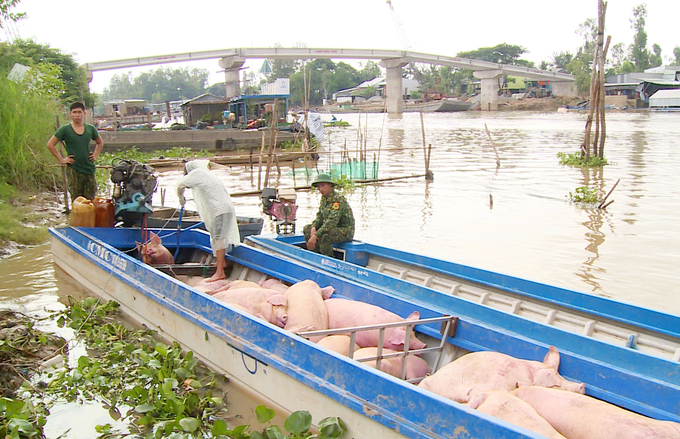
xmin=630 ymin=3 xmax=650 ymax=72
xmin=649 ymin=44 xmax=663 ymax=67
xmin=565 ymin=18 xmax=599 ymax=95
xmin=102 ymin=66 xmax=209 ymax=102
xmin=674 ymin=47 xmax=680 ymax=65
xmin=0 ymin=0 xmax=26 ymax=40
xmin=550 ymin=51 xmax=575 ymax=70
xmin=0 ymin=38 xmax=94 ymax=106
xmin=457 ymin=43 xmax=531 ymax=65
xmin=357 ymin=61 xmax=382 ymax=82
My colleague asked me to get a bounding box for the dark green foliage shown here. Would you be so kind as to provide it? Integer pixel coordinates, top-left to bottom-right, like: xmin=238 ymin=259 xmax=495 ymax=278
xmin=557 ymin=151 xmax=608 ymax=167
xmin=103 ymin=66 xmax=210 ymax=102
xmin=568 ymin=186 xmax=599 ymax=203
xmin=456 ymin=43 xmax=532 ymax=65
xmin=630 ymin=4 xmax=650 ymax=72
xmin=2 ymin=297 xmax=348 ymax=438
xmin=0 ymin=76 xmax=62 ymax=190
xmin=0 ymin=39 xmax=95 ymax=106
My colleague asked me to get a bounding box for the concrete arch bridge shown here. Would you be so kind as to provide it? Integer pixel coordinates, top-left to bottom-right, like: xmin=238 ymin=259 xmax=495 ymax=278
xmin=85 ymin=47 xmax=576 ymax=113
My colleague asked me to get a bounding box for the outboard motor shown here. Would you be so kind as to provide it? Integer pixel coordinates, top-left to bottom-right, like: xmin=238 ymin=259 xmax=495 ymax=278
xmin=261 ymin=187 xmax=297 ymax=234
xmin=110 ymin=159 xmax=158 ymax=226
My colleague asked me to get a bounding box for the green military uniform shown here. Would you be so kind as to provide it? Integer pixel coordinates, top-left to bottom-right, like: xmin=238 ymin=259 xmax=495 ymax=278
xmin=304 ymin=175 xmax=355 ymax=257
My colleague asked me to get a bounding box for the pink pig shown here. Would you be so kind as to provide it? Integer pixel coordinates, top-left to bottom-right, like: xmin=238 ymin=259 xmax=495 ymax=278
xmin=417 ymin=346 xmax=585 ymax=403
xmin=211 ymin=280 xmax=262 ymax=294
xmin=316 ymin=335 xmax=360 ymax=356
xmin=468 ymin=389 xmax=566 ymax=439
xmin=284 ymin=280 xmax=329 ymax=342
xmin=136 ymin=232 xmax=174 ymax=265
xmin=259 ymin=278 xmax=290 ymax=294
xmin=512 ymin=386 xmax=680 ymax=439
xmin=324 ymin=298 xmax=427 ymax=351
xmin=212 ymin=287 xmax=288 ymax=328
xmin=353 ymin=347 xmax=430 ymax=381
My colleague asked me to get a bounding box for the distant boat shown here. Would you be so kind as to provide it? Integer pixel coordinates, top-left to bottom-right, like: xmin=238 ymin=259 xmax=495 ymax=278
xmin=405 ymin=98 xmax=471 ymax=113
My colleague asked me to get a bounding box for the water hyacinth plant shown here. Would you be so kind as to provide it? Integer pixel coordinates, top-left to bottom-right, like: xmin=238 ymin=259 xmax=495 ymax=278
xmin=4 ymin=297 xmax=348 ymax=438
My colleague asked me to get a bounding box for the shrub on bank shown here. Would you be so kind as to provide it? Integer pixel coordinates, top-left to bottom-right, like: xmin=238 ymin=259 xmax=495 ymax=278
xmin=0 ymin=76 xmax=62 ymax=190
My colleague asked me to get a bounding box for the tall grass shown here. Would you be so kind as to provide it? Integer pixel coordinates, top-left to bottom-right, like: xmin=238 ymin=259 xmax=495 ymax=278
xmin=0 ymin=77 xmax=62 ymax=190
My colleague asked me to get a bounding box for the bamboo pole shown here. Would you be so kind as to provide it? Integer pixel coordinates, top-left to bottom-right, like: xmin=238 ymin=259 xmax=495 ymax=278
xmin=55 ymin=116 xmax=70 ymax=212
xmin=484 ymin=123 xmax=501 ymax=168
xmin=598 ymin=35 xmax=611 ymax=158
xmin=263 ymin=98 xmax=279 ymax=188
xmin=598 ymin=178 xmax=619 ymax=209
xmin=257 ymin=131 xmax=266 ymax=190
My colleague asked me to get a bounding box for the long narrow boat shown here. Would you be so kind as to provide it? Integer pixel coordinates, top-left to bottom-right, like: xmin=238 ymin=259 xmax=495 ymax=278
xmin=247 ymin=235 xmax=680 ymax=363
xmin=50 ymin=226 xmax=680 ymax=439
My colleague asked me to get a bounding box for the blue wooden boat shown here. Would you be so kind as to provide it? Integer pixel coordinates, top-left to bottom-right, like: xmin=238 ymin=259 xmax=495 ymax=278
xmin=49 ymin=226 xmax=680 ymax=438
xmin=247 ymin=234 xmax=680 ymax=363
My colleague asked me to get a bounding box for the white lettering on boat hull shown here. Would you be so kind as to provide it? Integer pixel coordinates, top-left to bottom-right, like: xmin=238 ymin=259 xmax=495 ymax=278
xmin=86 ymin=241 xmax=128 ymax=271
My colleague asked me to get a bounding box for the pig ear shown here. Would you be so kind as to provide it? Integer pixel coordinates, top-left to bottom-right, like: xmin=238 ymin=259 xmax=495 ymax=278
xmin=533 ymin=369 xmax=562 ymax=388
xmin=405 ymin=311 xmax=420 ymax=322
xmin=135 ymin=241 xmax=142 ymax=250
xmin=543 ymin=345 xmax=560 ymax=370
xmin=267 ymin=294 xmax=288 ymax=307
xmin=389 ymin=327 xmax=406 ymax=347
xmin=320 ymin=286 xmax=335 ymax=300
xmin=150 ymin=232 xmax=161 ymax=245
xmin=467 ymin=388 xmax=489 ymax=409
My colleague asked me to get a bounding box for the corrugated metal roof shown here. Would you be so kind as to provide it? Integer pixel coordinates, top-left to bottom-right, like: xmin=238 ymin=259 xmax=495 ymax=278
xmin=649 ymin=89 xmax=680 ymax=107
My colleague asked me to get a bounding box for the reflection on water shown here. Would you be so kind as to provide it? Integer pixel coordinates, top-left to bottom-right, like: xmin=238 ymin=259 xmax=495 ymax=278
xmin=1 ymin=111 xmax=679 ymax=435
xmin=155 ymin=111 xmax=680 ymax=316
xmin=1 ymin=111 xmax=679 ymax=333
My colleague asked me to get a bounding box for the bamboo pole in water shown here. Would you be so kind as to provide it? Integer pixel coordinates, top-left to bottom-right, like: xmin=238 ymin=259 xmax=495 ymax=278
xmin=598 ymin=35 xmax=611 ymax=158
xmin=484 ymin=123 xmax=501 ymax=168
xmin=598 ymin=178 xmax=620 ymax=209
xmin=582 ymin=0 xmax=608 ymax=160
xmin=55 ymin=116 xmax=70 ymax=212
xmin=257 ymin=131 xmax=266 ymax=190
xmin=263 ymin=98 xmax=279 ymax=188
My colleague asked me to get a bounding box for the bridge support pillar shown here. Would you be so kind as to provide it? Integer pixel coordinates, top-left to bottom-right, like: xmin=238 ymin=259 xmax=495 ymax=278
xmin=219 ymin=56 xmax=246 ymax=99
xmin=380 ymin=58 xmax=408 ymax=114
xmin=474 ymin=70 xmax=503 ymax=111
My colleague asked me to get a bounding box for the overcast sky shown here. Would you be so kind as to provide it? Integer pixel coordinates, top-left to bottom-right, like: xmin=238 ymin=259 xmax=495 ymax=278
xmin=13 ymin=0 xmax=680 ymax=93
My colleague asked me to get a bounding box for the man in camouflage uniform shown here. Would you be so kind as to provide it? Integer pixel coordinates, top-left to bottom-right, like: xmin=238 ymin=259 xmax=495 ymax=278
xmin=303 ymin=173 xmax=355 ymax=257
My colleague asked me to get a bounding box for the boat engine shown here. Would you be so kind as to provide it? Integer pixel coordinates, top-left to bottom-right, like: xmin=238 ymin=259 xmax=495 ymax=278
xmin=261 ymin=187 xmax=297 ymax=234
xmin=110 ymin=159 xmax=158 ymax=225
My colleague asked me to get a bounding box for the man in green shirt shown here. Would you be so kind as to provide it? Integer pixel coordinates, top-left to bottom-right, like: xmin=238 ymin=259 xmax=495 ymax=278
xmin=47 ymin=102 xmax=104 ymax=201
xmin=303 ymin=173 xmax=355 ymax=257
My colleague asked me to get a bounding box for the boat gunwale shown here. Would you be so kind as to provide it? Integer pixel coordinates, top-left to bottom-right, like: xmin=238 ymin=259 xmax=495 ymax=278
xmin=249 ymin=234 xmax=680 ymax=341
xmin=49 ymin=225 xmax=550 ymax=439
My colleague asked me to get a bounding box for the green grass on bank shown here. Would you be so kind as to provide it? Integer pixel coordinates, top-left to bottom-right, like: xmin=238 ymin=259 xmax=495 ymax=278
xmin=0 ymin=183 xmax=54 ymax=246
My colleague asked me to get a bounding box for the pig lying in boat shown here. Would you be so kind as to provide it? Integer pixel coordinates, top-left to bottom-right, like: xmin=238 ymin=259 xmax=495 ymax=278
xmin=212 ymin=288 xmax=288 ymax=328
xmin=468 ymin=389 xmax=566 ymax=439
xmin=353 ymin=347 xmax=430 ymax=381
xmin=418 ymin=346 xmax=585 ymax=403
xmin=512 ymin=386 xmax=680 ymax=439
xmin=324 ymin=298 xmax=427 ymax=351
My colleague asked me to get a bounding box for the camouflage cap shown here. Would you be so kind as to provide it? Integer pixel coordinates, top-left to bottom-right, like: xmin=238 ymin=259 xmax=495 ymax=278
xmin=312 ymin=173 xmax=335 ymax=187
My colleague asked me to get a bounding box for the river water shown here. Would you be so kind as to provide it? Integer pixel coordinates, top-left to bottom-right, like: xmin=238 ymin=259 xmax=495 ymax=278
xmin=1 ymin=110 xmax=679 ymax=435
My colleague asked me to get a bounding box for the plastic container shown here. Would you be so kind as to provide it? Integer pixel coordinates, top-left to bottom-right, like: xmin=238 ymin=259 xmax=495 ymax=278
xmin=92 ymin=197 xmax=115 ymax=227
xmin=69 ymin=196 xmax=95 ymax=227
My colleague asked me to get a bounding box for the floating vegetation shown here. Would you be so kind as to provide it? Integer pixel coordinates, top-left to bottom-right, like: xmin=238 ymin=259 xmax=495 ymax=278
xmin=568 ymin=186 xmax=599 ymax=203
xmin=323 ymin=121 xmax=350 ymax=128
xmin=2 ymin=298 xmax=347 ymax=438
xmin=557 ymin=152 xmax=608 ymax=167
